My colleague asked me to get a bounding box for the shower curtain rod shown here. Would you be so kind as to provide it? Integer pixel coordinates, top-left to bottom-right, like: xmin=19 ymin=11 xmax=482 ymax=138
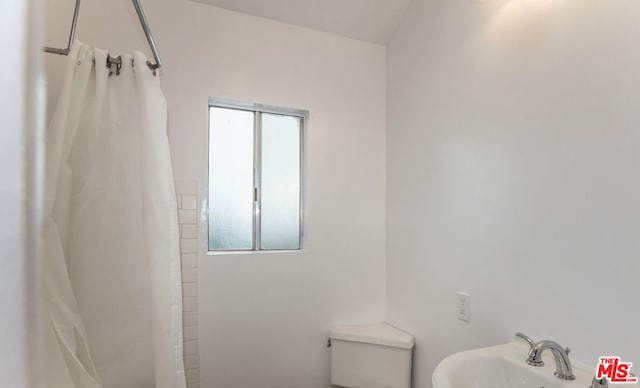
xmin=44 ymin=0 xmax=162 ymax=73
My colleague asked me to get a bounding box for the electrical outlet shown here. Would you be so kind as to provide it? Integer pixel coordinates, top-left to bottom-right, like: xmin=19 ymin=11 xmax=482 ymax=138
xmin=457 ymin=292 xmax=471 ymax=323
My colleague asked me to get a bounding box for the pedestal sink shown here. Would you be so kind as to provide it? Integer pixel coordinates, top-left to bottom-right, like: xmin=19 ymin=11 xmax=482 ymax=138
xmin=433 ymin=340 xmax=616 ymax=388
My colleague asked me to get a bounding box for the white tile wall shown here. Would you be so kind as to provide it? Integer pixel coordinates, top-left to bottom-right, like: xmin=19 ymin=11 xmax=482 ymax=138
xmin=180 ymin=239 xmax=198 ymax=254
xmin=182 ymin=268 xmax=198 ymax=283
xmin=178 ymin=210 xmax=198 ymax=225
xmin=184 ymin=355 xmax=200 ymax=370
xmin=181 ymin=225 xmax=198 ymax=239
xmin=176 ymin=180 xmax=200 ymax=388
xmin=183 ymin=312 xmax=198 ymax=327
xmin=183 ymin=297 xmax=198 ymax=312
xmin=182 ymin=284 xmax=197 ymax=297
xmin=184 ymin=340 xmax=199 ymax=356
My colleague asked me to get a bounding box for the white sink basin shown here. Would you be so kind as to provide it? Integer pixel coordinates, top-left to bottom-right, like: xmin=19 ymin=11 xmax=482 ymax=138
xmin=433 ymin=340 xmax=601 ymax=388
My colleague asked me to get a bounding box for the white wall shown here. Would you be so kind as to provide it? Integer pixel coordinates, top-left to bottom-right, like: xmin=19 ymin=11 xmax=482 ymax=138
xmin=44 ymin=1 xmax=386 ymax=387
xmin=387 ymin=0 xmax=640 ymax=387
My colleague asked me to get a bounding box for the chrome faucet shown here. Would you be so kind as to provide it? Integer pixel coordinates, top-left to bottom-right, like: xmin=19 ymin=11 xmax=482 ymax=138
xmin=527 ymin=340 xmax=575 ymax=380
xmin=514 ymin=333 xmax=575 ymax=381
xmin=516 ymin=332 xmax=536 ymax=349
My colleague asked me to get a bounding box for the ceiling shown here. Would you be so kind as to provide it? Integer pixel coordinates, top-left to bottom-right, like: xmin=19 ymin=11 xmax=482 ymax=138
xmin=190 ymin=0 xmax=413 ymax=44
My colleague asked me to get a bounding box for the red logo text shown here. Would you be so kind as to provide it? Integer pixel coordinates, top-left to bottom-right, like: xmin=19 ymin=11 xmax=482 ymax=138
xmin=596 ymin=357 xmax=638 ymax=384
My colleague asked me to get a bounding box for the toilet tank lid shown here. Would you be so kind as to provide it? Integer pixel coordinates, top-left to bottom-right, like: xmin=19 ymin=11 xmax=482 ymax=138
xmin=329 ymin=323 xmax=414 ymax=349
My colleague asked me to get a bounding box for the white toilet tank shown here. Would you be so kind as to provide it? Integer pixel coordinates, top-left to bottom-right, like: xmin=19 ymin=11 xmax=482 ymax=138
xmin=329 ymin=323 xmax=414 ymax=388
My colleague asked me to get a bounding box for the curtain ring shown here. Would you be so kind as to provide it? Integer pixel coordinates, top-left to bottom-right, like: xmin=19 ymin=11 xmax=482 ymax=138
xmin=106 ymin=54 xmax=122 ymax=76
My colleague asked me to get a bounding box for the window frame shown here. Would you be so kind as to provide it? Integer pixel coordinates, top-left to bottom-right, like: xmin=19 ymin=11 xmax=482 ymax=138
xmin=207 ymin=97 xmax=308 ymax=253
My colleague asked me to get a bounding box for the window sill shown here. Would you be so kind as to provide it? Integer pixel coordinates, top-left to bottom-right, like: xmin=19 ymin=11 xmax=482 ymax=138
xmin=206 ymin=249 xmax=304 ymax=256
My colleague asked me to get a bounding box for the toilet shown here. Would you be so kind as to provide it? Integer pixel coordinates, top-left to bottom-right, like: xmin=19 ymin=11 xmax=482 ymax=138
xmin=329 ymin=323 xmax=415 ymax=388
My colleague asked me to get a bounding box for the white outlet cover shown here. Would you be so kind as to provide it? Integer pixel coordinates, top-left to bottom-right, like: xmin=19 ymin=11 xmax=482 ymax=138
xmin=457 ymin=292 xmax=471 ymax=323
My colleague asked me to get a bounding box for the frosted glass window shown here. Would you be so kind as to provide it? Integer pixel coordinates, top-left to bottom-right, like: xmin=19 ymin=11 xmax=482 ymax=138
xmin=209 ymin=107 xmax=255 ymax=250
xmin=208 ymin=99 xmax=306 ymax=252
xmin=260 ymin=114 xmax=301 ymax=250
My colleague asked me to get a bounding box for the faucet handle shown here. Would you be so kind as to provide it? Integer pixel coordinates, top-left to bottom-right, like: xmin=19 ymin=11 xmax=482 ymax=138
xmin=590 ymin=375 xmax=608 ymax=388
xmin=515 ymin=332 xmax=536 ymax=350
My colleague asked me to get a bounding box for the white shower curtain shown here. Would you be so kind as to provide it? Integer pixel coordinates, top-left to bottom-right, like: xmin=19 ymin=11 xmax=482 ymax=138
xmin=44 ymin=42 xmax=187 ymax=388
